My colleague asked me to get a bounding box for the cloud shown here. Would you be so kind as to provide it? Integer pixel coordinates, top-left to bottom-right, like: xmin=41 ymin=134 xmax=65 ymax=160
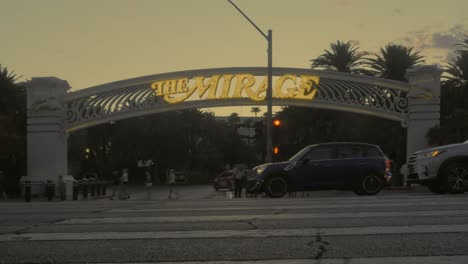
xmin=402 ymin=24 xmax=467 ymax=51
xmin=432 ymin=24 xmax=466 ymax=49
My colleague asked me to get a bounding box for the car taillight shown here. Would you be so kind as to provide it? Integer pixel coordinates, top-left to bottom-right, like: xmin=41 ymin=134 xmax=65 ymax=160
xmin=386 ymin=159 xmax=391 ymax=172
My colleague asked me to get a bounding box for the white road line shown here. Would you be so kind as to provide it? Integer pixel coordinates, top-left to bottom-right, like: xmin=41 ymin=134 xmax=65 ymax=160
xmin=2 ymin=224 xmax=468 ymax=241
xmin=133 ymin=196 xmax=468 ymax=208
xmin=106 ymin=201 xmax=468 ymax=213
xmin=98 ymin=255 xmax=468 ymax=264
xmin=150 ymin=194 xmax=468 ymax=204
xmin=58 ymin=210 xmax=468 ymax=224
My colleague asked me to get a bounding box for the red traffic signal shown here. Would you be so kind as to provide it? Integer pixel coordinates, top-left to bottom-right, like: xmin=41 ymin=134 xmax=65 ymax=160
xmin=273 ymin=119 xmax=281 ymax=127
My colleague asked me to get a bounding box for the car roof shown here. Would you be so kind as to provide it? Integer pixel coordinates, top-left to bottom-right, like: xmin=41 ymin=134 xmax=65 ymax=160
xmin=314 ymin=142 xmax=380 ymax=148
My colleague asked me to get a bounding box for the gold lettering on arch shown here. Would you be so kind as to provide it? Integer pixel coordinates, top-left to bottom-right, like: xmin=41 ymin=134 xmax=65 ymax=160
xmin=150 ymin=74 xmax=320 ymax=104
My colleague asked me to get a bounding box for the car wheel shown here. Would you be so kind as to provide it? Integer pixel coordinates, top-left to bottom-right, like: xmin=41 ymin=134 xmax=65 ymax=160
xmin=443 ymin=162 xmax=468 ymax=194
xmin=358 ymin=174 xmax=383 ymax=195
xmin=265 ymin=175 xmax=287 ymax=198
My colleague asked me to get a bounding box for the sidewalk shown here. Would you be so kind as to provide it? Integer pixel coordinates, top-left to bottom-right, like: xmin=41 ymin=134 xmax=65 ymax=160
xmin=124 ymin=184 xmax=221 ymax=201
xmin=0 ymin=184 xmax=431 ymax=203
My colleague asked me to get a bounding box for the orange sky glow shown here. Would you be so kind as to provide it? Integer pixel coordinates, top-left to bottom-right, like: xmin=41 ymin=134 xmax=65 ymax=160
xmin=1 ymin=0 xmax=467 ymax=116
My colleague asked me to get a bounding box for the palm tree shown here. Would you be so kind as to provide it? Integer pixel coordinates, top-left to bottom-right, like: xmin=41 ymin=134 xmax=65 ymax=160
xmin=446 ymin=35 xmax=468 ymax=88
xmin=0 ymin=65 xmax=27 ymax=195
xmin=455 ymin=34 xmax=468 ymax=54
xmin=442 ymin=35 xmax=468 ymax=114
xmin=250 ymin=107 xmax=261 ymax=122
xmin=310 ymin=40 xmax=369 ymax=74
xmin=0 ymin=65 xmax=23 ymax=115
xmin=444 ymin=52 xmax=468 ymax=88
xmin=366 ymin=44 xmax=425 ymax=81
xmin=228 ymin=112 xmax=240 ymax=127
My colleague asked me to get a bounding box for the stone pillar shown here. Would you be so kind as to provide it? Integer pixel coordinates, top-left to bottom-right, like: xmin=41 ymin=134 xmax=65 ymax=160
xmin=22 ymin=77 xmax=73 ymax=199
xmin=405 ymin=65 xmax=442 ymax=169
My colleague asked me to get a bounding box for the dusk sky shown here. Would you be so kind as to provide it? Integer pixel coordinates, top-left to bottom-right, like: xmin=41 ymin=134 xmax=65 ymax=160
xmin=1 ymin=0 xmax=467 ymax=116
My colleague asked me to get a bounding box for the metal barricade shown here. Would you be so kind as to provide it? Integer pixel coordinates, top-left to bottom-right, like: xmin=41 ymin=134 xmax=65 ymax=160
xmin=21 ymin=180 xmax=46 ymax=201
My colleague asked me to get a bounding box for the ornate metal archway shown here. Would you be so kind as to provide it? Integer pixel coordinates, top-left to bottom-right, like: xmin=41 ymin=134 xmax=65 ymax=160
xmin=64 ymin=67 xmax=411 ymax=132
xmin=25 ymin=66 xmax=441 ymax=196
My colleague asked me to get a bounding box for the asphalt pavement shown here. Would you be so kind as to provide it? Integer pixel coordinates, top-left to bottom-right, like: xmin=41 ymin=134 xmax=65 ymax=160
xmin=1 ymin=185 xmax=468 ymax=263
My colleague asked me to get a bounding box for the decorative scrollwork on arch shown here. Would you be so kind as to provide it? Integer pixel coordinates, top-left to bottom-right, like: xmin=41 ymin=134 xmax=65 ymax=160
xmin=64 ymin=68 xmax=409 ymax=131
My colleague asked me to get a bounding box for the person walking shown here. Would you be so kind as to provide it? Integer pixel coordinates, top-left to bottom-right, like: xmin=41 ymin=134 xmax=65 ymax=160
xmin=144 ymin=169 xmax=152 ymax=200
xmin=233 ymin=166 xmax=244 ymax=198
xmin=119 ymin=168 xmax=129 ymax=199
xmin=168 ymin=169 xmax=179 ymax=199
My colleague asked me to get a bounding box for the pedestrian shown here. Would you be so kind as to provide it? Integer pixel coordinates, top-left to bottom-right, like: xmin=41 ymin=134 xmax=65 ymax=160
xmin=0 ymin=170 xmax=7 ymax=200
xmin=110 ymin=169 xmax=120 ymax=200
xmin=233 ymin=166 xmax=244 ymax=198
xmin=144 ymin=169 xmax=152 ymax=200
xmin=58 ymin=175 xmax=66 ymax=200
xmin=119 ymin=168 xmax=129 ymax=199
xmin=168 ymin=169 xmax=179 ymax=199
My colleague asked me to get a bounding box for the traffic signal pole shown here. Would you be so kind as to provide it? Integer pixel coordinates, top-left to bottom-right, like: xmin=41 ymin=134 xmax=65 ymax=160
xmin=226 ymin=0 xmax=273 ymax=163
xmin=266 ymin=30 xmax=273 ymax=163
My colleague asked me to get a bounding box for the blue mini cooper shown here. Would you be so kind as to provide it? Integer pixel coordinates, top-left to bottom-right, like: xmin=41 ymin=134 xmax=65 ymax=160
xmin=247 ymin=142 xmax=392 ymax=198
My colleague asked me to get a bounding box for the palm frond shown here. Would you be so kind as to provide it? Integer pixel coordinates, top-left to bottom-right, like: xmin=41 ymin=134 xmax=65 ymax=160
xmin=310 ymin=40 xmax=369 ymax=74
xmin=455 ymin=34 xmax=468 ymax=55
xmin=365 ymin=44 xmax=425 ymax=81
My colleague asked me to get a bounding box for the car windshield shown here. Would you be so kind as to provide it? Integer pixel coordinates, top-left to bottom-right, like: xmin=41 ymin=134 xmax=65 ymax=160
xmin=289 ymin=145 xmax=315 ymax=161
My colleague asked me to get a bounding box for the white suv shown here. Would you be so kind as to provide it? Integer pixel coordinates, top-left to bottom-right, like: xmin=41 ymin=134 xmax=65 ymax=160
xmin=407 ymin=140 xmax=468 ymax=194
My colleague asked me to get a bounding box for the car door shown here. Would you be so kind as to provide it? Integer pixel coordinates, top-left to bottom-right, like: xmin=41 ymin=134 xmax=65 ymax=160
xmin=288 ymin=145 xmax=337 ymax=190
xmin=332 ymin=144 xmax=366 ymax=187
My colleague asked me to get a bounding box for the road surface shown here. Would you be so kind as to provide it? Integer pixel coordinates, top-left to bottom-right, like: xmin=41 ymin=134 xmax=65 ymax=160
xmin=1 ymin=185 xmax=468 ymax=263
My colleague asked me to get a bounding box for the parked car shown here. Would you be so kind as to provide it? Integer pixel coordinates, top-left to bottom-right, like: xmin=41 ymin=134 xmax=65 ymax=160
xmin=247 ymin=142 xmax=392 ymax=198
xmin=213 ymin=170 xmax=234 ymax=191
xmin=406 ymin=140 xmax=468 ymax=194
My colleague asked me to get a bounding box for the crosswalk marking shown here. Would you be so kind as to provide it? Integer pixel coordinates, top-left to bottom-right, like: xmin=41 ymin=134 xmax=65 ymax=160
xmin=58 ymin=209 xmax=468 ymax=224
xmin=145 ymin=194 xmax=468 ymax=205
xmin=4 ymin=193 xmax=468 ymax=263
xmin=99 ymin=255 xmax=468 ymax=264
xmin=2 ymin=224 xmax=468 ymax=241
xmin=131 ymin=195 xmax=468 ymax=209
xmin=106 ymin=200 xmax=468 ymax=213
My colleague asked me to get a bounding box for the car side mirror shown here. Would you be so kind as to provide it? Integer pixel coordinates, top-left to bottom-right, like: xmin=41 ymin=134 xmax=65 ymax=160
xmin=301 ymin=158 xmax=310 ymax=164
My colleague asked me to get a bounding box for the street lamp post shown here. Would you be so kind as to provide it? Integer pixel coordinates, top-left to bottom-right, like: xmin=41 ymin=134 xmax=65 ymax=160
xmin=227 ymin=0 xmax=273 ymax=163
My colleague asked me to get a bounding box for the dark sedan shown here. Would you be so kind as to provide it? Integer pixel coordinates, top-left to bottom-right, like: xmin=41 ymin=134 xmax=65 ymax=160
xmin=247 ymin=142 xmax=392 ymax=198
xmin=213 ymin=170 xmax=234 ymax=191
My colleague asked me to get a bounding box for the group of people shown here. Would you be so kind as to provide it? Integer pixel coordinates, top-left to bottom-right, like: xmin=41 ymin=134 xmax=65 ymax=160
xmin=110 ymin=168 xmax=179 ymax=200
xmin=144 ymin=168 xmax=179 ymax=200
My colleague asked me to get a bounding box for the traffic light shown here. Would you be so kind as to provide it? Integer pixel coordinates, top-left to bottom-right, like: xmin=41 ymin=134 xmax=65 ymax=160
xmin=273 ymin=146 xmax=280 ymax=155
xmin=273 ymin=118 xmax=281 ymax=159
xmin=273 ymin=118 xmax=281 ymax=127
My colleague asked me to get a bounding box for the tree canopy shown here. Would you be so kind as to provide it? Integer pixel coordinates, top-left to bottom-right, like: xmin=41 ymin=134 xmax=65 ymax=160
xmin=310 ymin=40 xmax=369 ymax=74
xmin=366 ymin=44 xmax=425 ymax=81
xmin=0 ymin=65 xmax=27 ymax=194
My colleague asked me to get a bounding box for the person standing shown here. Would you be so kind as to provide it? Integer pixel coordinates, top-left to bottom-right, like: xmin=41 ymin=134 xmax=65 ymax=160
xmin=168 ymin=169 xmax=179 ymax=199
xmin=110 ymin=169 xmax=120 ymax=200
xmin=119 ymin=168 xmax=129 ymax=199
xmin=144 ymin=169 xmax=152 ymax=200
xmin=233 ymin=166 xmax=244 ymax=198
xmin=0 ymin=170 xmax=7 ymax=200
